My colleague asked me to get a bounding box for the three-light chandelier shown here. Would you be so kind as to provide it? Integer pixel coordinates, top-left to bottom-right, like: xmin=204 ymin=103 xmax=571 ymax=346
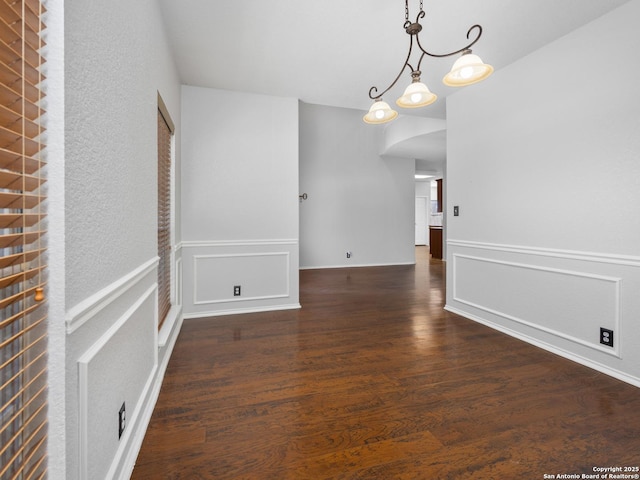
xmin=364 ymin=0 xmax=493 ymax=124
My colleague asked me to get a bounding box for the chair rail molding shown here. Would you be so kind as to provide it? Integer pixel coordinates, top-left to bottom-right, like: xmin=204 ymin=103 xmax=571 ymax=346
xmin=65 ymin=257 xmax=159 ymax=334
xmin=447 ymin=239 xmax=640 ymax=267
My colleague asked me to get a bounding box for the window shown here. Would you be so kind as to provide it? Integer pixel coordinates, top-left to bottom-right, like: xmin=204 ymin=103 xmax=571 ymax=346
xmin=157 ymin=96 xmax=174 ymax=329
xmin=1 ymin=0 xmax=48 ymax=477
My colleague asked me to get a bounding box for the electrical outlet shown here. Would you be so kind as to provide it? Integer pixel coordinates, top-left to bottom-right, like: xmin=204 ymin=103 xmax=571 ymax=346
xmin=600 ymin=327 xmax=614 ymax=347
xmin=346 ymin=251 xmax=352 ymax=259
xmin=234 ymin=285 xmax=241 ymax=296
xmin=118 ymin=402 xmax=126 ymax=439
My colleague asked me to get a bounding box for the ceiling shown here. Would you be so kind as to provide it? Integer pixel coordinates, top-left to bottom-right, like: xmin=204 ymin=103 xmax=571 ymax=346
xmin=158 ymin=0 xmax=630 ymax=169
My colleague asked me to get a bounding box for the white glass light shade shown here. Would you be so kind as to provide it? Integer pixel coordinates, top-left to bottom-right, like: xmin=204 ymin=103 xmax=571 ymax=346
xmin=396 ymin=81 xmax=437 ymax=108
xmin=443 ymin=52 xmax=494 ymax=87
xmin=363 ymin=100 xmax=398 ymax=124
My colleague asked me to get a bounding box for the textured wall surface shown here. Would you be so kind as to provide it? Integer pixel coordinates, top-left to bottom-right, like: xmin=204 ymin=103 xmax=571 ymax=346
xmin=62 ymin=0 xmax=182 ymax=478
xmin=65 ymin=0 xmax=180 ymax=309
xmin=44 ymin=1 xmax=67 ymax=478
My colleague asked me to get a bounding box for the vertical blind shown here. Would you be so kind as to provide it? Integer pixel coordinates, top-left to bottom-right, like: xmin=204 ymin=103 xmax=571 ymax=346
xmin=157 ymin=105 xmax=172 ymax=329
xmin=0 ymin=0 xmax=48 ymax=478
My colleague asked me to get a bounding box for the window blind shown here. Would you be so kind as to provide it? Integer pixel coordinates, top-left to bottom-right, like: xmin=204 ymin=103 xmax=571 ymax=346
xmin=0 ymin=0 xmax=48 ymax=478
xmin=157 ymin=103 xmax=172 ymax=329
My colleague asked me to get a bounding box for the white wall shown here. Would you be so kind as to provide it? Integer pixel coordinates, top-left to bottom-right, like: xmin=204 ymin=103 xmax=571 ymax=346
xmin=44 ymin=1 xmax=66 ymax=478
xmin=415 ymin=180 xmax=430 ymax=198
xmin=181 ymin=86 xmax=300 ymax=317
xmin=60 ymin=1 xmax=183 ymax=478
xmin=446 ymin=1 xmax=640 ymax=386
xmin=299 ymin=103 xmax=415 ymax=268
xmin=415 ymin=180 xmax=431 ymax=245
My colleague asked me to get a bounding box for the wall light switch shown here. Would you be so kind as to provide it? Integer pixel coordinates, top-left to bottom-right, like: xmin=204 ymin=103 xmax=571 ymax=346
xmin=453 ymin=206 xmax=459 ymax=216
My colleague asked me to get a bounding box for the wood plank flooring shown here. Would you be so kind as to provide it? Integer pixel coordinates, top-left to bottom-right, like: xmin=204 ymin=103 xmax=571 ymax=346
xmin=132 ymin=247 xmax=640 ymax=479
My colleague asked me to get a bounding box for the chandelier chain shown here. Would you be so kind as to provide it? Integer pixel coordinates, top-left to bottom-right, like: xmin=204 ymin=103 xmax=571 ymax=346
xmin=405 ymin=0 xmax=424 ymax=22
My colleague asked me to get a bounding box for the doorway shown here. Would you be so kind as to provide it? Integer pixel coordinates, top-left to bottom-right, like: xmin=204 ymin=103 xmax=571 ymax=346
xmin=415 ymin=196 xmax=428 ymax=245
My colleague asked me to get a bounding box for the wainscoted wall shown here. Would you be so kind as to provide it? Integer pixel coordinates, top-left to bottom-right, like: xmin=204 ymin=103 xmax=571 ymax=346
xmin=182 ymin=240 xmax=300 ymax=318
xmin=446 ymin=240 xmax=640 ymax=387
xmin=77 ymin=285 xmax=157 ymax=480
xmin=65 ymin=255 xmax=183 ymax=480
xmin=445 ymin=2 xmax=640 ymax=387
xmin=60 ymin=0 xmax=183 ymax=478
xmin=180 ymin=87 xmax=300 ymax=319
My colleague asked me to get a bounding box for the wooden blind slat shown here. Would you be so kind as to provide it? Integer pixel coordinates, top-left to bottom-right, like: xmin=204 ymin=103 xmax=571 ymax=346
xmin=25 ymin=0 xmax=47 ymax=16
xmin=0 ymin=347 xmax=46 ymax=402
xmin=0 ymin=83 xmax=20 ymax=113
xmin=0 ymin=248 xmax=42 ymax=269
xmin=21 ymin=0 xmax=41 ymax=35
xmin=25 ymin=0 xmax=46 ymax=15
xmin=0 ymin=331 xmax=45 ymax=371
xmin=0 ymin=25 xmax=45 ymax=69
xmin=0 ymin=230 xmax=43 ymax=248
xmin=0 ymin=282 xmax=43 ymax=310
xmin=0 ymin=17 xmax=20 ymax=50
xmin=0 ymin=417 xmax=47 ymax=479
xmin=0 ymin=83 xmax=41 ymax=119
xmin=0 ymin=0 xmax=48 ymax=477
xmin=0 ymin=359 xmax=46 ymax=415
xmin=0 ymin=1 xmax=19 ymax=26
xmin=0 ymin=391 xmax=47 ymax=442
xmin=0 ymin=169 xmax=45 ymax=191
xmin=21 ymin=435 xmax=48 ymax=480
xmin=0 ymin=191 xmax=44 ymax=209
xmin=0 ymin=104 xmax=42 ymax=137
xmin=0 ymin=213 xmax=45 ymax=228
xmin=0 ymin=148 xmax=44 ymax=173
xmin=0 ymin=393 xmax=47 ymax=460
xmin=0 ymin=37 xmax=20 ymax=72
xmin=0 ymin=264 xmax=44 ymax=289
xmin=157 ymin=106 xmax=172 ymax=327
xmin=0 ymin=302 xmax=42 ymax=332
xmin=0 ymin=54 xmax=43 ymax=86
xmin=0 ymin=60 xmax=41 ymax=104
xmin=0 ymin=125 xmax=43 ymax=155
xmin=1 ymin=0 xmax=43 ymax=51
xmin=1 ymin=119 xmax=43 ymax=143
xmin=0 ymin=82 xmax=40 ymax=120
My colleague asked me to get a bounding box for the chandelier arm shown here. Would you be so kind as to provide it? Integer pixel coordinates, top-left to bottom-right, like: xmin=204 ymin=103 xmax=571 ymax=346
xmin=368 ymin=36 xmax=418 ymax=100
xmin=416 ymin=24 xmax=483 ymax=59
xmin=415 ymin=50 xmax=428 ymax=75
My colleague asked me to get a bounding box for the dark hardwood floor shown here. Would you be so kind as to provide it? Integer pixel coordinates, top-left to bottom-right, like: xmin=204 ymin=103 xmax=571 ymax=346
xmin=132 ymin=247 xmax=640 ymax=479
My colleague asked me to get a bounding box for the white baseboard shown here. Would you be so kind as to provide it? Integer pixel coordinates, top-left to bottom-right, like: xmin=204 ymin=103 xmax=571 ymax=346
xmin=118 ymin=313 xmax=184 ymax=480
xmin=159 ymin=304 xmax=183 ymax=347
xmin=300 ymin=261 xmax=415 ymax=270
xmin=183 ymin=303 xmax=301 ymax=320
xmin=444 ymin=304 xmax=640 ymax=389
